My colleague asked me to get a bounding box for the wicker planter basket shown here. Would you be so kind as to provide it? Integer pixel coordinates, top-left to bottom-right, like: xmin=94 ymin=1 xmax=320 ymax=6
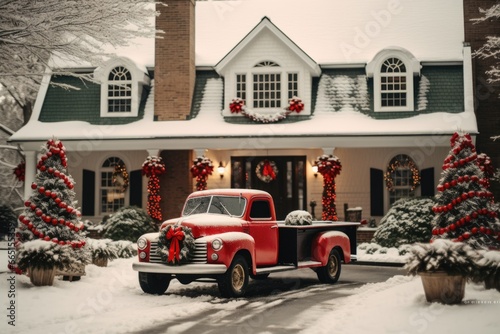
xmin=419 ymin=271 xmax=466 ymax=304
xmin=29 ymin=267 xmax=56 ymax=286
xmin=484 ymin=274 xmax=500 ymax=292
xmin=93 ymin=258 xmax=108 ymax=267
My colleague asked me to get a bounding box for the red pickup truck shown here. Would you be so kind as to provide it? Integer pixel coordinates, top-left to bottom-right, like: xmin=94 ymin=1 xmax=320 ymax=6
xmin=132 ymin=189 xmax=358 ymax=297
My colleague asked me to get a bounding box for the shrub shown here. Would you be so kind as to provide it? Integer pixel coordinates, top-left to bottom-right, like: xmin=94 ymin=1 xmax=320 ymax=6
xmin=86 ymin=238 xmax=118 ymax=262
xmin=109 ymin=240 xmax=137 ymax=258
xmin=372 ymin=197 xmax=435 ymax=248
xmin=102 ymin=206 xmax=156 ymax=242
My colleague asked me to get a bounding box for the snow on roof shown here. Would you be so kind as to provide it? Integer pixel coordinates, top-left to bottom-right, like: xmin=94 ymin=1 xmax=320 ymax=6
xmin=196 ymin=0 xmax=464 ymax=65
xmin=50 ymin=0 xmax=464 ymax=69
xmin=10 ymin=0 xmax=473 ymax=148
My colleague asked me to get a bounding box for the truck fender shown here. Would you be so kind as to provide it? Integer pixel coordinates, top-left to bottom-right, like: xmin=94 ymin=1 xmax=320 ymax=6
xmin=311 ymin=231 xmax=351 ymax=265
xmin=202 ymin=232 xmax=257 ymax=275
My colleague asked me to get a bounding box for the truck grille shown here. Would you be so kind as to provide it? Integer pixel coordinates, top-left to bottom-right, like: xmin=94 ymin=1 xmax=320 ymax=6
xmin=149 ymin=239 xmax=207 ymax=264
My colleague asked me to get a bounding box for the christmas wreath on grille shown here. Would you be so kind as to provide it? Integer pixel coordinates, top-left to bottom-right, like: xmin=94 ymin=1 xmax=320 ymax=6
xmin=157 ymin=225 xmax=196 ymax=265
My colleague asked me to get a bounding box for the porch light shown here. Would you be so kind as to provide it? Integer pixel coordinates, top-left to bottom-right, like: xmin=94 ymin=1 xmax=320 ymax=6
xmin=312 ymin=165 xmax=318 ymax=178
xmin=217 ymin=162 xmax=225 ymax=179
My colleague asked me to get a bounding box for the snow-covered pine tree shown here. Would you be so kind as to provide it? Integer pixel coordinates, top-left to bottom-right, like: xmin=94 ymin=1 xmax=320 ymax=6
xmin=16 ymin=138 xmax=90 ymax=274
xmin=373 ymin=197 xmax=435 ymax=248
xmin=431 ymin=133 xmax=500 ymax=249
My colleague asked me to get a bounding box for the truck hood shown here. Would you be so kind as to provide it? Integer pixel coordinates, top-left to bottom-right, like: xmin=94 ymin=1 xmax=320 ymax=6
xmin=160 ymin=214 xmax=246 ymax=238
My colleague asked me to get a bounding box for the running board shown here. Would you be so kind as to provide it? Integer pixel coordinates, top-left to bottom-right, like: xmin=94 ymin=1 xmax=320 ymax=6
xmin=256 ymin=261 xmax=323 ymax=274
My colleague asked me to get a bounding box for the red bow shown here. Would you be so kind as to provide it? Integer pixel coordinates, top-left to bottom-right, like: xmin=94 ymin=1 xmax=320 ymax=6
xmin=262 ymin=161 xmax=276 ymax=180
xmin=166 ymin=227 xmax=185 ymax=263
xmin=229 ymin=99 xmax=244 ymax=113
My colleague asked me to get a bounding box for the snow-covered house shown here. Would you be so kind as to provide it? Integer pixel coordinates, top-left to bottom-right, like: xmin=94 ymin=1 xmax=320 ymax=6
xmin=9 ymin=0 xmax=477 ymax=222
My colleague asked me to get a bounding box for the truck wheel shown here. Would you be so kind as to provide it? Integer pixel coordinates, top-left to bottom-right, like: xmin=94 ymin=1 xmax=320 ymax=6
xmin=218 ymin=255 xmax=249 ymax=298
xmin=138 ymin=272 xmax=171 ymax=295
xmin=317 ymin=248 xmax=341 ymax=284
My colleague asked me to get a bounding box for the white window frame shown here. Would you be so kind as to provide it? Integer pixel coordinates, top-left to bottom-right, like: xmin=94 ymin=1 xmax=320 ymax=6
xmin=94 ymin=57 xmax=150 ymax=118
xmin=235 ymin=61 xmax=300 ymax=112
xmin=99 ymin=156 xmax=128 ymax=215
xmin=366 ymin=48 xmax=421 ymax=112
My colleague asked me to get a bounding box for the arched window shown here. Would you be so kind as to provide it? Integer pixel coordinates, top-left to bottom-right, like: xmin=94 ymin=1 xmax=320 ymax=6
xmin=380 ymin=58 xmax=407 ymax=108
xmin=107 ymin=66 xmax=132 ymax=113
xmin=100 ymin=157 xmax=127 ymax=214
xmin=385 ymin=154 xmax=420 ymax=205
xmin=366 ymin=48 xmax=419 ymax=112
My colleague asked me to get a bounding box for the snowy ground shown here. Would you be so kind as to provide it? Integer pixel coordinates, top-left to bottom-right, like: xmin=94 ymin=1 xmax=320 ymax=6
xmin=1 ymin=242 xmax=499 ymax=334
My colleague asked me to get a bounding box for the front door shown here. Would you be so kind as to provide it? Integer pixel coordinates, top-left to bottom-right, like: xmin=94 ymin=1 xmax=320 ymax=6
xmin=231 ymin=156 xmax=307 ymax=220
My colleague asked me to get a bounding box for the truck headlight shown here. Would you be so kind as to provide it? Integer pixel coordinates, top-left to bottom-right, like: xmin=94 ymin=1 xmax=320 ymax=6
xmin=137 ymin=237 xmax=147 ymax=250
xmin=211 ymin=238 xmax=223 ymax=251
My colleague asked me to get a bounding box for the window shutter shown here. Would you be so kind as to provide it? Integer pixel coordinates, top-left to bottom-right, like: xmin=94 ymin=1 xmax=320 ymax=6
xmin=370 ymin=168 xmax=384 ymax=216
xmin=129 ymin=169 xmax=143 ymax=207
xmin=82 ymin=169 xmax=95 ymax=216
xmin=420 ymin=167 xmax=435 ymax=197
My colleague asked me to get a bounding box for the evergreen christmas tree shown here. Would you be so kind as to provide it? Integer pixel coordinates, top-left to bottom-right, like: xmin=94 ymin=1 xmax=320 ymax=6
xmin=15 ymin=138 xmax=90 ymax=275
xmin=431 ymin=133 xmax=500 ymax=249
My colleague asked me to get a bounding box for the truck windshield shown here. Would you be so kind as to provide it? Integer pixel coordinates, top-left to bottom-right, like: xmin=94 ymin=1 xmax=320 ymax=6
xmin=182 ymin=196 xmax=247 ymax=217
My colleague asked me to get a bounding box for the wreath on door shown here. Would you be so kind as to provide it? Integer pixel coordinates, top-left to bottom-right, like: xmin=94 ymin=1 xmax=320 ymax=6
xmin=255 ymin=160 xmax=278 ymax=183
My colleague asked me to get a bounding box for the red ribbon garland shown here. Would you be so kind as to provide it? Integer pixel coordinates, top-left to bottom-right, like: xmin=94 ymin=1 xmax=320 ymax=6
xmin=166 ymin=227 xmax=185 ymax=263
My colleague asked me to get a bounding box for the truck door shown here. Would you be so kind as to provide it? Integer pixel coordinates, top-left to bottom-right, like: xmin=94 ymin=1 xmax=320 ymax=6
xmin=248 ymin=199 xmax=279 ymax=266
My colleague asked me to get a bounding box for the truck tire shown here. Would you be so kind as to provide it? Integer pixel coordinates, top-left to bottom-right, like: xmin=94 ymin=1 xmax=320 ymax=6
xmin=218 ymin=255 xmax=249 ymax=298
xmin=138 ymin=272 xmax=171 ymax=295
xmin=316 ymin=248 xmax=341 ymax=284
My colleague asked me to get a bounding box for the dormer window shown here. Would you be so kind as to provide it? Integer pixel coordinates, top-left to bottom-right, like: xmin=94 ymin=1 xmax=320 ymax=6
xmin=108 ymin=66 xmax=132 ymax=113
xmin=234 ymin=61 xmax=298 ymax=110
xmin=94 ymin=57 xmax=150 ymax=118
xmin=380 ymin=58 xmax=407 ymax=108
xmin=366 ymin=48 xmax=421 ymax=112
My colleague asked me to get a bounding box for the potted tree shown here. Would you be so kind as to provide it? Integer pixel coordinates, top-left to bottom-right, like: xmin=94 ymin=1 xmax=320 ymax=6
xmin=87 ymin=238 xmax=118 ymax=267
xmin=474 ymin=250 xmax=500 ymax=292
xmin=15 ymin=138 xmax=90 ymax=285
xmin=405 ymin=239 xmax=480 ymax=304
xmin=405 ymin=133 xmax=500 ymax=304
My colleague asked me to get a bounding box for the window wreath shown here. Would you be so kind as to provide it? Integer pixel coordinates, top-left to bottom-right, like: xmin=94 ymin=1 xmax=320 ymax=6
xmin=157 ymin=225 xmax=196 ymax=265
xmin=384 ymin=156 xmax=420 ymax=192
xmin=112 ymin=163 xmax=129 ymax=193
xmin=255 ymin=160 xmax=278 ymax=183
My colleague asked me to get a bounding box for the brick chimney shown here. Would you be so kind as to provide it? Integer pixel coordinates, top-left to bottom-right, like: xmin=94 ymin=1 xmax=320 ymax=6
xmin=155 ymin=0 xmax=196 ymax=121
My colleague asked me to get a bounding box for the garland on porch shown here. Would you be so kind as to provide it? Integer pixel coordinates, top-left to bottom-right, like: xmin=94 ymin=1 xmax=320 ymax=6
xmin=142 ymin=156 xmax=166 ymax=222
xmin=157 ymin=225 xmax=196 ymax=265
xmin=190 ymin=156 xmax=213 ymax=191
xmin=229 ymin=96 xmax=304 ymax=123
xmin=315 ymin=154 xmax=342 ymax=221
xmin=255 ymin=159 xmax=278 ymax=183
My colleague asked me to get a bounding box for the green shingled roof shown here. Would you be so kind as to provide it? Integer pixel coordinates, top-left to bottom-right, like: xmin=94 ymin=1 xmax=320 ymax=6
xmin=40 ymin=65 xmax=464 ymax=125
xmin=39 ymin=75 xmax=148 ymax=125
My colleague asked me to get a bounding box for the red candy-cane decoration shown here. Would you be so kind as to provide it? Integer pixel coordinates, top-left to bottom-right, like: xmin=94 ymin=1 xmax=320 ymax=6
xmin=190 ymin=156 xmax=213 ymax=191
xmin=142 ymin=156 xmax=166 ymax=221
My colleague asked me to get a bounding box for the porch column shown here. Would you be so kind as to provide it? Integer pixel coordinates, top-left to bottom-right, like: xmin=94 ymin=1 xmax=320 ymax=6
xmin=193 ymin=148 xmax=206 ymax=157
xmin=147 ymin=149 xmax=161 ymax=157
xmin=24 ymin=150 xmax=37 ymax=200
xmin=322 ymin=147 xmax=335 ymax=155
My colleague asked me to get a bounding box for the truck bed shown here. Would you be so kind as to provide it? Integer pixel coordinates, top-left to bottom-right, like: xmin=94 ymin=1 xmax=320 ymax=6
xmin=276 ymin=221 xmax=359 ymax=265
